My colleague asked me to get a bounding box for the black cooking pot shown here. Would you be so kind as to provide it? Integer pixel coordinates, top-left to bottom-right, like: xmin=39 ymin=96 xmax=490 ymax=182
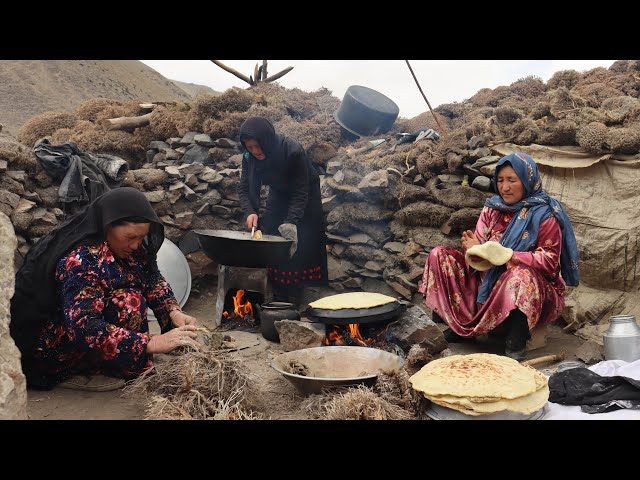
xmin=334 ymin=85 xmax=400 ymax=138
xmin=255 ymin=302 xmax=300 ymax=342
xmin=194 ymin=229 xmax=291 ymax=268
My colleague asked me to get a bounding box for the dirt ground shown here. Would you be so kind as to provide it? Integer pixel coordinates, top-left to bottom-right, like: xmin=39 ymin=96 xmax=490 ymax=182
xmin=26 ymin=283 xmax=587 ymax=420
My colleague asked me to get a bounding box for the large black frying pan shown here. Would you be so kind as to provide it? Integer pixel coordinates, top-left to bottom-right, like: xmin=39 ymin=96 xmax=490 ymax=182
xmin=194 ymin=229 xmax=292 ymax=268
xmin=305 ymin=301 xmax=406 ymax=325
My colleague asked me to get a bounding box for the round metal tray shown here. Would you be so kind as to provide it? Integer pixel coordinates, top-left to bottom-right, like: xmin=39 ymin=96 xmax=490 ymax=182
xmin=425 ymin=401 xmax=545 ymax=421
xmin=148 ymin=237 xmax=191 ymax=321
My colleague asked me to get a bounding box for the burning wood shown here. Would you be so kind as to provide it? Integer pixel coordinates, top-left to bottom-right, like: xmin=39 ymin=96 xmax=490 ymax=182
xmin=220 ymin=289 xmax=258 ymax=331
xmin=324 ymin=322 xmax=389 ymax=349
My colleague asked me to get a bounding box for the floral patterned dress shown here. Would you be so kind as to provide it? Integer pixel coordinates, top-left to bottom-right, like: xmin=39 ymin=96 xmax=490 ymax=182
xmin=32 ymin=241 xmax=181 ymax=383
xmin=418 ymin=206 xmax=566 ymax=338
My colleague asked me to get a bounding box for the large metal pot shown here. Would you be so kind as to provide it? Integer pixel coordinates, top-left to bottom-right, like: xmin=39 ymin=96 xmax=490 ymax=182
xmin=194 ymin=229 xmax=291 ymax=268
xmin=334 ymin=85 xmax=399 ymax=138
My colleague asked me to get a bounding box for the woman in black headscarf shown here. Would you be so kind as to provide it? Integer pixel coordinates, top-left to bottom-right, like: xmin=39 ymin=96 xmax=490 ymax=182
xmin=10 ymin=187 xmax=199 ymax=391
xmin=238 ymin=117 xmax=328 ymax=305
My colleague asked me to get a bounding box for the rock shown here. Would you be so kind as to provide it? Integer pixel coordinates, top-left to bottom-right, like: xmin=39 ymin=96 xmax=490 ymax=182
xmin=357 ymin=170 xmax=388 ymax=193
xmin=0 ymin=190 xmax=20 ymax=217
xmin=327 ymin=256 xmax=355 ymax=282
xmin=166 ymin=190 xmax=181 ymax=204
xmin=480 ymin=163 xmax=498 ymax=177
xmin=198 ymin=167 xmax=224 ymax=185
xmin=469 ymin=147 xmax=492 ymax=159
xmin=214 ymin=138 xmax=237 ymax=148
xmin=179 ymin=131 xmax=199 ymax=145
xmin=342 ymin=277 xmax=363 ymax=289
xmin=321 ymin=195 xmax=339 ymax=214
xmin=0 ymin=212 xmax=27 ymax=419
xmin=167 ymin=137 xmax=182 ymax=149
xmin=144 ymin=190 xmax=165 ymax=203
xmin=385 ymin=306 xmax=447 ymax=354
xmin=326 ymin=160 xmax=343 ymax=175
xmin=228 ymin=154 xmax=243 ymax=167
xmin=132 ymin=169 xmax=168 ymax=190
xmin=7 ymin=171 xmax=26 ymax=183
xmin=186 ymin=251 xmax=215 ymax=278
xmin=467 ymin=135 xmax=485 ymax=149
xmin=360 ymin=270 xmax=382 ymax=278
xmin=181 ymin=144 xmax=210 ymax=164
xmin=471 ymin=176 xmax=491 ymax=191
xmin=14 ymin=198 xmax=36 ymax=214
xmin=194 ymin=133 xmax=214 ymax=147
xmin=383 ymin=241 xmax=405 ymax=254
xmin=576 ymin=340 xmax=604 ymax=364
xmin=403 ymin=240 xmax=423 ymax=257
xmin=348 ymin=233 xmax=376 ymax=246
xmin=413 ymin=174 xmax=426 ymax=186
xmin=438 ymin=174 xmax=464 ymax=184
xmin=149 ymin=140 xmax=170 ymax=151
xmin=185 ymin=173 xmax=199 ymax=187
xmin=165 ymin=166 xmax=181 ymax=178
xmin=218 ymin=168 xmax=240 ymax=178
xmin=22 ymin=191 xmax=42 ymax=204
xmin=177 ymin=163 xmax=205 ymax=176
xmin=34 ymin=169 xmax=53 ymax=188
xmin=388 ymin=281 xmax=413 ymax=300
xmin=330 ymin=245 xmax=345 ymax=258
xmin=152 ymin=152 xmax=166 ymax=164
xmin=333 ymin=170 xmax=345 ymax=183
xmin=194 ymin=183 xmax=208 ymax=193
xmin=146 ymin=149 xmax=157 ymax=163
xmin=275 ymin=320 xmax=326 ymax=351
xmin=169 ymin=181 xmax=186 ymax=191
xmin=182 ymin=185 xmax=197 ymax=201
xmin=197 ymin=189 xmax=222 ymax=207
xmin=210 ymin=205 xmax=232 ymax=217
xmin=1 ymin=176 xmax=24 ymax=196
xmin=164 ymin=149 xmax=181 ymax=161
xmin=0 ymin=159 xmax=7 ymax=173
xmin=364 ymin=261 xmax=384 ymax=273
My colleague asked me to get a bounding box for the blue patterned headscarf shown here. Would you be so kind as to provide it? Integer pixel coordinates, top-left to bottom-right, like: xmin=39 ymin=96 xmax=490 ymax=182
xmin=477 ymin=152 xmax=580 ymax=304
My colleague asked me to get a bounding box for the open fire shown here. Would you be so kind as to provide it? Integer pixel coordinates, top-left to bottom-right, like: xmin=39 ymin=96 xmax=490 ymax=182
xmin=324 ymin=322 xmax=390 ymax=349
xmin=220 ymin=289 xmax=260 ymax=331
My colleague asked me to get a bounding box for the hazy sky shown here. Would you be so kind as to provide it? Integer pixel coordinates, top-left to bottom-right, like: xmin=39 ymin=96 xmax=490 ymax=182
xmin=141 ymin=60 xmax=615 ymax=119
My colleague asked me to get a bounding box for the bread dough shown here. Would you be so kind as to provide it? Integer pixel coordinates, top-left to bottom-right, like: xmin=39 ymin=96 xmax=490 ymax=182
xmin=308 ymin=292 xmax=397 ymax=310
xmin=465 ymin=241 xmax=513 ymax=271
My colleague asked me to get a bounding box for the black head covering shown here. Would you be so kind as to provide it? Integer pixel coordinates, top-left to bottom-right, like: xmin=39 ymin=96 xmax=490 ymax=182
xmin=10 ymin=187 xmax=164 ymax=376
xmin=239 ymin=116 xmax=288 ymax=171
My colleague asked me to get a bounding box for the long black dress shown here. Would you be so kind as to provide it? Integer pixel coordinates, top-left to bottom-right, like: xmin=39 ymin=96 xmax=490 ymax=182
xmin=237 ymin=117 xmax=328 ymax=300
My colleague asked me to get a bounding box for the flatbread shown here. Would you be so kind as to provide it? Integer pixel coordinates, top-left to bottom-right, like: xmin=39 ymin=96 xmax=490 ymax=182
xmin=427 ymin=379 xmax=549 ymax=415
xmin=409 ymin=353 xmax=539 ymax=400
xmin=465 ymin=241 xmax=513 ymax=271
xmin=308 ymin=292 xmax=397 ymax=310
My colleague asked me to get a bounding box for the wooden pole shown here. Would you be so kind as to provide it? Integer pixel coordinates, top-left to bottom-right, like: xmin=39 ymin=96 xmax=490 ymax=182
xmin=262 ymin=60 xmax=268 ymax=80
xmin=405 ymin=60 xmax=447 ymax=136
xmin=99 ymin=112 xmax=153 ymax=131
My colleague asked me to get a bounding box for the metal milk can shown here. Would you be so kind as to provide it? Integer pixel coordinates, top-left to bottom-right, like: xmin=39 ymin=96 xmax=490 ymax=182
xmin=603 ymin=314 xmax=640 ymax=362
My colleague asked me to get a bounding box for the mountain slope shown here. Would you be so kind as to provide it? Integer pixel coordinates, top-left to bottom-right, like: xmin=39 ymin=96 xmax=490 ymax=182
xmin=0 ymin=60 xmax=194 ymax=137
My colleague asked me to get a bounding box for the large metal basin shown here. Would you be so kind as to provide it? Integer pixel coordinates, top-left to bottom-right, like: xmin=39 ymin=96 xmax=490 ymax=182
xmin=334 ymin=85 xmax=399 ymax=137
xmin=271 ymin=346 xmax=404 ymax=395
xmin=194 ymin=229 xmax=291 ymax=268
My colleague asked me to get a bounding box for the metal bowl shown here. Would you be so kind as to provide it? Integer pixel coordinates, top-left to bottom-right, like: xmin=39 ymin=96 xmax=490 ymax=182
xmin=334 ymin=85 xmax=400 ymax=138
xmin=148 ymin=237 xmax=191 ymax=322
xmin=425 ymin=401 xmax=545 ymax=421
xmin=271 ymin=346 xmax=405 ymax=395
xmin=194 ymin=229 xmax=291 ymax=268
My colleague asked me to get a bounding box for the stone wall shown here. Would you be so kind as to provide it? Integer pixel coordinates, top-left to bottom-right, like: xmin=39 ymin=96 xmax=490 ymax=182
xmin=0 ymin=212 xmax=27 ymax=419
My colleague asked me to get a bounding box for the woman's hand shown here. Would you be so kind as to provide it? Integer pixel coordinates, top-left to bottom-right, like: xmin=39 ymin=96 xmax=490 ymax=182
xmin=170 ymin=310 xmax=197 ymax=327
xmin=246 ymin=214 xmax=258 ymax=230
xmin=461 ymin=230 xmax=480 ymax=251
xmin=147 ymin=325 xmax=199 ymax=354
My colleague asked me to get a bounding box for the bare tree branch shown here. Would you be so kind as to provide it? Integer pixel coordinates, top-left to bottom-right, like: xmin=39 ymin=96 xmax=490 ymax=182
xmin=211 ymin=60 xmax=252 ymax=85
xmin=263 ymin=66 xmax=294 ymax=83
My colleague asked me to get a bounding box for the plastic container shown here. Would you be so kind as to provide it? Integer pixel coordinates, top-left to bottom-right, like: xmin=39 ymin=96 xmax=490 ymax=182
xmin=334 ymin=85 xmax=399 ymax=137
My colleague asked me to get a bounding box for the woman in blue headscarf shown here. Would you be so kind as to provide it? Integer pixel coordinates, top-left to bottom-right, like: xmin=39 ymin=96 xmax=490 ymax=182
xmin=418 ymin=152 xmax=580 ymax=360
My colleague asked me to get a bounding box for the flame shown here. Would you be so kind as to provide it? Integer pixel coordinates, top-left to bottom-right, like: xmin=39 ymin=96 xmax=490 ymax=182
xmin=324 ymin=323 xmax=388 ymax=348
xmin=231 ymin=289 xmax=253 ymax=318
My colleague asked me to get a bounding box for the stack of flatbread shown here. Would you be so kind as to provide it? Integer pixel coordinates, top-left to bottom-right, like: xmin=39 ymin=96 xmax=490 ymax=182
xmin=308 ymin=292 xmax=397 ymax=310
xmin=409 ymin=353 xmax=549 ymax=416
